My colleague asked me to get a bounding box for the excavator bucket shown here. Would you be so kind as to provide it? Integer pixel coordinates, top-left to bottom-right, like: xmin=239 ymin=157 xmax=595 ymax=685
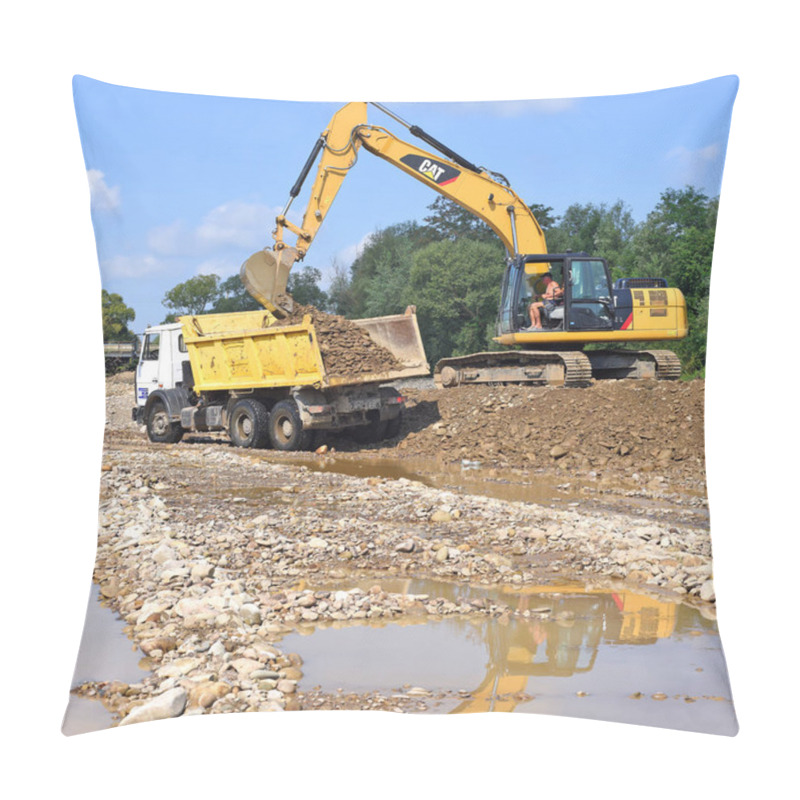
xmin=240 ymin=247 xmax=299 ymax=316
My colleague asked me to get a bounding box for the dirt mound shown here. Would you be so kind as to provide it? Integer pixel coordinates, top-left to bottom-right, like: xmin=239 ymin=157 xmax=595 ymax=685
xmin=274 ymin=305 xmax=402 ymax=378
xmin=385 ymin=380 xmax=707 ymax=489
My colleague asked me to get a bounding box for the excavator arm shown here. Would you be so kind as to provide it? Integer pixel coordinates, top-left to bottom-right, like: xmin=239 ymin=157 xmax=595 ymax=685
xmin=241 ymin=102 xmax=548 ymax=315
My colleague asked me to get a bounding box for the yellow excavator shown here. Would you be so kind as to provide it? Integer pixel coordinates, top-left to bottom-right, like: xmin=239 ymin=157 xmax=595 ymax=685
xmin=242 ymin=102 xmax=687 ymax=387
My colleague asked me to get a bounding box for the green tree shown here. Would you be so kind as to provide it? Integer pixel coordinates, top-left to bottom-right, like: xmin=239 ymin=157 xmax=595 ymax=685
xmin=422 ymin=197 xmax=495 ymax=243
xmin=102 ymin=289 xmax=135 ymax=340
xmin=629 ymin=188 xmax=717 ymax=285
xmin=547 ymin=200 xmax=637 ymax=276
xmin=287 ymin=265 xmax=328 ymax=309
xmin=422 ymin=197 xmax=557 ymax=245
xmin=162 ymin=274 xmax=221 ymax=318
xmin=326 ymin=260 xmax=358 ymax=317
xmin=211 ymin=275 xmax=261 ymax=313
xmin=408 ymin=238 xmax=505 ymax=363
xmin=347 ymin=222 xmax=427 ymax=316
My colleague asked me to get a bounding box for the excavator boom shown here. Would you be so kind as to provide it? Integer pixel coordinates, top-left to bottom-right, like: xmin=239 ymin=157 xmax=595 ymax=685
xmin=241 ymin=102 xmax=548 ymax=315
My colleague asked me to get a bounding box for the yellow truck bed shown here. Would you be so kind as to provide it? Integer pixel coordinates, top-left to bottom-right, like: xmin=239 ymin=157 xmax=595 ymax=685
xmin=180 ymin=309 xmax=429 ymax=393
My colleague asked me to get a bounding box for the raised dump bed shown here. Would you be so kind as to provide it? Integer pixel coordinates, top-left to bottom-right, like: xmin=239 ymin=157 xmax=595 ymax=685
xmin=181 ymin=307 xmax=429 ymax=391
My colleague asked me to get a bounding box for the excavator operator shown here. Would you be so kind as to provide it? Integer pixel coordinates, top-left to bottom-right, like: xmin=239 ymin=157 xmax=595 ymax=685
xmin=527 ymin=273 xmax=564 ymax=330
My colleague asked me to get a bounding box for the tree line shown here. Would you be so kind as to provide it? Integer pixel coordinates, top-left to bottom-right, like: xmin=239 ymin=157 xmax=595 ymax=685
xmin=103 ymin=185 xmax=717 ymax=378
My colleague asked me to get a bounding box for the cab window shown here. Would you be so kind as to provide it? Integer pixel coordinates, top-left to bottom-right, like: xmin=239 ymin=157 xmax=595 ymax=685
xmin=571 ymin=260 xmax=611 ymax=301
xmin=142 ymin=333 xmax=161 ymax=361
xmin=568 ymin=260 xmax=613 ymax=330
xmin=498 ymin=260 xmax=524 ymax=333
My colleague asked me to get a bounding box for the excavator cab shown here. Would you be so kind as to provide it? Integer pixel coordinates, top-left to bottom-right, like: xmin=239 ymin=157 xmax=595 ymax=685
xmin=498 ymin=253 xmax=615 ymax=336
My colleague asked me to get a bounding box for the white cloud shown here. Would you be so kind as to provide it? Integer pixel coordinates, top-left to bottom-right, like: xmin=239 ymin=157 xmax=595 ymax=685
xmin=102 ymin=254 xmax=164 ymax=278
xmin=87 ymin=169 xmax=120 ymax=212
xmin=104 ymin=201 xmax=294 ymax=284
xmin=146 ymin=220 xmax=190 ymax=256
xmin=148 ymin=201 xmax=284 ymax=257
xmin=335 ymin=232 xmax=374 ymax=267
xmin=443 ymin=98 xmax=578 ymax=117
xmin=666 ymin=143 xmax=722 ymax=186
xmin=196 ymin=202 xmax=275 ymax=249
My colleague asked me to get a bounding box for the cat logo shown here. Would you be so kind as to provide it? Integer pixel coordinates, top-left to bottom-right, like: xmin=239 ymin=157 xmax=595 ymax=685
xmin=400 ymin=154 xmax=460 ymax=186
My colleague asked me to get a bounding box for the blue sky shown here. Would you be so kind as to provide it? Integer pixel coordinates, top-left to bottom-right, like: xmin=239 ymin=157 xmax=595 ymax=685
xmin=74 ymin=75 xmax=738 ymax=332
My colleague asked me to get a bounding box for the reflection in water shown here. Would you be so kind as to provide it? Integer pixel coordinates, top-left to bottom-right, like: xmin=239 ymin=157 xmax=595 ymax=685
xmin=281 ymin=581 xmax=737 ymax=735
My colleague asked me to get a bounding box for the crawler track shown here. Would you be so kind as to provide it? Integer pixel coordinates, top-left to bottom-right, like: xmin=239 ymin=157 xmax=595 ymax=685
xmin=434 ymin=348 xmax=681 ymax=388
xmin=434 ymin=350 xmax=593 ymax=388
xmin=644 ymin=349 xmax=683 ymax=380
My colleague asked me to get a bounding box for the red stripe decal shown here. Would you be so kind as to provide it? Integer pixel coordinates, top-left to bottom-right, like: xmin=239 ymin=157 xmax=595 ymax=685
xmin=621 ymin=312 xmax=633 ymax=330
xmin=439 ymin=177 xmax=458 ymax=186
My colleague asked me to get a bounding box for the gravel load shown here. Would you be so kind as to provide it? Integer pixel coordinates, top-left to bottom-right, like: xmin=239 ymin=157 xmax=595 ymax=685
xmin=272 ymin=305 xmax=403 ymax=378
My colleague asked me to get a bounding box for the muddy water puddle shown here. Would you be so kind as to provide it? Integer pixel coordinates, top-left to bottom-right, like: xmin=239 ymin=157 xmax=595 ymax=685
xmin=255 ymin=452 xmax=707 ymax=523
xmin=263 ymin=453 xmax=589 ymax=506
xmin=280 ymin=578 xmax=736 ymax=734
xmin=62 ymin=586 xmax=149 ymax=735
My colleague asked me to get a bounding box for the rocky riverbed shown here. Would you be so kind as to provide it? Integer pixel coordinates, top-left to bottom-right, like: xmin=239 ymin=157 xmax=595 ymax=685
xmin=67 ymin=373 xmax=717 ymax=729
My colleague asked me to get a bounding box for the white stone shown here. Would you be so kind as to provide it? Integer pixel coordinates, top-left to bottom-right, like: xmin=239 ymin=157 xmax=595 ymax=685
xmin=307 ymin=537 xmax=328 ymax=548
xmin=699 ymin=580 xmax=715 ymax=602
xmin=118 ymin=688 xmax=187 ymax=726
xmin=240 ymin=604 xmax=262 ymax=625
xmin=153 ymin=543 xmax=177 ymax=564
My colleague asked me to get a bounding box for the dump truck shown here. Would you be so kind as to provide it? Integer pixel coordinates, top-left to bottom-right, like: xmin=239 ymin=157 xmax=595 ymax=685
xmin=133 ymin=306 xmax=429 ymax=450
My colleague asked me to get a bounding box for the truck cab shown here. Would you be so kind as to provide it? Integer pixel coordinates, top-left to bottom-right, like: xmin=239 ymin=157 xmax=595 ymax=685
xmin=134 ymin=323 xmax=188 ymax=418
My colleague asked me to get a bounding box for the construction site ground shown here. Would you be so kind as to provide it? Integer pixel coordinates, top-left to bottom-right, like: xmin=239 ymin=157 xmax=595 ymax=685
xmin=64 ymin=372 xmax=726 ymax=731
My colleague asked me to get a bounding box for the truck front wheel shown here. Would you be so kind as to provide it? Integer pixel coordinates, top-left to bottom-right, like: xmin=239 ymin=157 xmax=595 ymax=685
xmin=147 ymin=399 xmax=184 ymax=444
xmin=229 ymin=398 xmax=270 ymax=448
xmin=268 ymin=400 xmax=314 ymax=451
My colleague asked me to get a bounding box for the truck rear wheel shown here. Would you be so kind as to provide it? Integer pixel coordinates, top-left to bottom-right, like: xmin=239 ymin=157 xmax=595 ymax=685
xmin=229 ymin=399 xmax=270 ymax=448
xmin=147 ymin=399 xmax=184 ymax=444
xmin=268 ymin=400 xmax=314 ymax=451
